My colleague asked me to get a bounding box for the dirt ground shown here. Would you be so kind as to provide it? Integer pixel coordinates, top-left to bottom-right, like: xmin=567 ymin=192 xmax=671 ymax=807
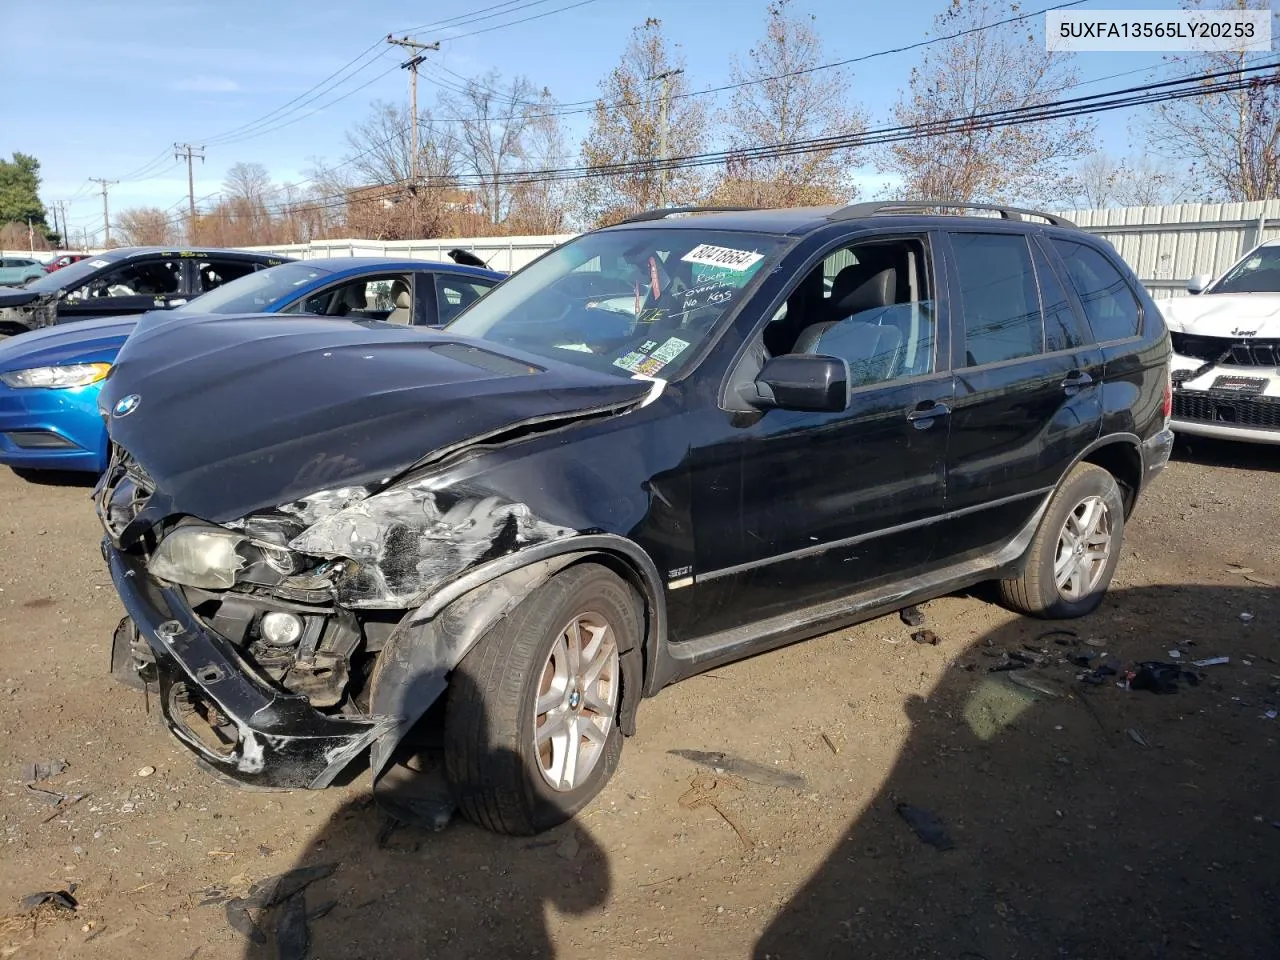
xmin=1 ymin=438 xmax=1278 ymax=960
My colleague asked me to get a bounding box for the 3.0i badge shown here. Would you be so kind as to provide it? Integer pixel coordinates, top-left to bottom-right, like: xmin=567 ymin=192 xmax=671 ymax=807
xmin=113 ymin=394 xmax=141 ymax=418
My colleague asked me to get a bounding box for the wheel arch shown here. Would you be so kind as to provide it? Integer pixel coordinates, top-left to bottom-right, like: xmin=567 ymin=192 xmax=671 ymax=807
xmin=1075 ymin=434 xmax=1142 ymax=516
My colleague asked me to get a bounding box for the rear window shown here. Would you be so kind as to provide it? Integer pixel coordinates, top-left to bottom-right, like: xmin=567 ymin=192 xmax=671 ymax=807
xmin=1052 ymin=240 xmax=1142 ymax=342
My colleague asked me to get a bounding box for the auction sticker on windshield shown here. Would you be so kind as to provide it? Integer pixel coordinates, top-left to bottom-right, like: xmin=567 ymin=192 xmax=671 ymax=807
xmin=681 ymin=244 xmax=764 ymax=272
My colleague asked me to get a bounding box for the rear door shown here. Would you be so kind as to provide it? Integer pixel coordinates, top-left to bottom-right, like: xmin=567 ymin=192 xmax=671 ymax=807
xmin=940 ymin=229 xmax=1103 ymax=561
xmin=429 ymin=273 xmax=499 ymax=326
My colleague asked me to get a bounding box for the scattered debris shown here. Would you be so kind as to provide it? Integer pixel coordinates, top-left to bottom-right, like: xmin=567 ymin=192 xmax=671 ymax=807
xmin=135 ymin=765 xmax=156 ymax=778
xmin=669 ymin=750 xmax=806 ymax=792
xmin=1228 ymin=565 xmax=1255 ymax=575
xmin=1240 ymin=612 xmax=1255 ymax=624
xmin=19 ymin=887 xmax=77 ymax=912
xmin=679 ymin=773 xmax=751 ymax=848
xmin=1079 ymin=664 xmax=1118 ymax=686
xmin=1245 ymin=574 xmax=1276 ymax=587
xmin=1131 ymin=661 xmax=1200 ymax=695
xmin=1168 ymin=650 xmax=1183 ymax=660
xmin=820 ymin=732 xmax=839 ymax=754
xmin=1084 ymin=638 xmax=1108 ymax=648
xmin=1193 ymin=656 xmax=1230 ymax=667
xmin=896 ymin=803 xmax=954 ymax=851
xmin=912 ymin=629 xmax=940 ymax=646
xmin=224 ymin=864 xmax=338 ymax=945
xmin=20 ymin=759 xmax=67 ymax=783
xmin=1005 ymin=670 xmax=1064 ymax=698
xmin=1036 ymin=629 xmax=1079 ymax=646
xmin=900 ymin=605 xmax=926 ymax=627
xmin=1266 ymin=711 xmax=1278 ymax=721
xmin=1127 ymin=728 xmax=1149 ymax=747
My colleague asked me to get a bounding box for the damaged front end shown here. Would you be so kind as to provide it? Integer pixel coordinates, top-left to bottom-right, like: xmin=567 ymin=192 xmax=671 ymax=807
xmin=98 ymin=445 xmax=580 ymax=793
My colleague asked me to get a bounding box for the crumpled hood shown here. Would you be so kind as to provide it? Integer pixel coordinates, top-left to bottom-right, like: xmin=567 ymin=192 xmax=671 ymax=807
xmin=0 ymin=314 xmax=137 ymax=369
xmin=1156 ymin=293 xmax=1280 ymax=335
xmin=100 ymin=313 xmax=650 ymax=523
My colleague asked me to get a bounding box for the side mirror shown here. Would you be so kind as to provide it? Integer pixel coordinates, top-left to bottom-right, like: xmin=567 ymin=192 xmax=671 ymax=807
xmin=752 ymin=354 xmax=849 ymax=413
xmin=1186 ymin=273 xmax=1213 ymax=294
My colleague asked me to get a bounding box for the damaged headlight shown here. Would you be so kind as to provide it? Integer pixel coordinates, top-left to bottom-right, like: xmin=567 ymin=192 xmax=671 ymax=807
xmin=0 ymin=362 xmax=111 ymax=389
xmin=149 ymin=525 xmax=303 ymax=589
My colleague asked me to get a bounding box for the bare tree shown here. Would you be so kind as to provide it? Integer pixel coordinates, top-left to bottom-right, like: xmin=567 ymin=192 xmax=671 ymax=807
xmin=1147 ymin=0 xmax=1279 ymax=201
xmin=878 ymin=0 xmax=1092 ymax=205
xmin=439 ymin=72 xmax=537 ymax=225
xmin=115 ymin=206 xmax=177 ymax=246
xmin=713 ymin=0 xmax=866 ymax=207
xmin=1068 ymin=152 xmax=1189 ymax=209
xmin=574 ymin=18 xmax=708 ymax=226
xmin=507 ymin=88 xmax=572 ymax=234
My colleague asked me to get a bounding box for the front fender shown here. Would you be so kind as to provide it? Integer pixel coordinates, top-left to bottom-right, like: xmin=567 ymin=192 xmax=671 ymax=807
xmin=366 ymin=535 xmax=665 ymax=824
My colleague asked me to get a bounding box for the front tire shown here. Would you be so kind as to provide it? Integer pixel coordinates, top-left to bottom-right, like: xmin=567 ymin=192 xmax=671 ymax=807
xmin=999 ymin=463 xmax=1125 ymax=619
xmin=443 ymin=563 xmax=641 ymax=835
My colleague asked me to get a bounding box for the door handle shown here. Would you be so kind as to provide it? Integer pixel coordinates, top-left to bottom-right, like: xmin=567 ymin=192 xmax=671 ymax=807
xmin=906 ymin=400 xmax=951 ymax=428
xmin=1061 ymin=371 xmax=1094 ymax=394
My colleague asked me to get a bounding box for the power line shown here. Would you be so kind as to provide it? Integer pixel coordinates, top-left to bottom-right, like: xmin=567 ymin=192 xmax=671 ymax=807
xmin=149 ymin=61 xmax=1280 ymax=227
xmin=397 ymin=0 xmax=575 ymax=37
xmin=437 ymin=0 xmax=602 ymax=42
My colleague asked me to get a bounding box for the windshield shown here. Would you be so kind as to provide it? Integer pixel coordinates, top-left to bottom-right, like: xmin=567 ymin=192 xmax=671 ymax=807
xmin=1212 ymin=246 xmax=1280 ymax=295
xmin=24 ymin=254 xmax=119 ymax=294
xmin=445 ymin=228 xmax=785 ymax=378
xmin=170 ymin=261 xmax=332 ymax=314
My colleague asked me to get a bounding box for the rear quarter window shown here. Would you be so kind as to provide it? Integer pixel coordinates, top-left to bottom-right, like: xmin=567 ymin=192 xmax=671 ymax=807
xmin=1052 ymin=240 xmax=1142 ymax=343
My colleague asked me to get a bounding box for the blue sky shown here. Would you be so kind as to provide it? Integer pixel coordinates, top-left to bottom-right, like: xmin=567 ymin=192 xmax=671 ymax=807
xmin=0 ymin=0 xmax=1190 ymax=242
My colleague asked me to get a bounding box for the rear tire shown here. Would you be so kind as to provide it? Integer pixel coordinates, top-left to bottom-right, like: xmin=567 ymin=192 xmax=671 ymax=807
xmin=999 ymin=463 xmax=1125 ymax=619
xmin=443 ymin=563 xmax=641 ymax=835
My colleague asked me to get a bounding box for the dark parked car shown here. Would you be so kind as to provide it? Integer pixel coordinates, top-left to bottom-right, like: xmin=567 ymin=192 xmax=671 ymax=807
xmin=97 ymin=202 xmax=1172 ymax=835
xmin=0 ymin=247 xmax=291 ymax=336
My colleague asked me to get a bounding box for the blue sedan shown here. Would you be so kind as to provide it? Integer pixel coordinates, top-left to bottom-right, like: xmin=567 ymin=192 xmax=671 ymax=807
xmin=0 ymin=257 xmax=503 ymax=474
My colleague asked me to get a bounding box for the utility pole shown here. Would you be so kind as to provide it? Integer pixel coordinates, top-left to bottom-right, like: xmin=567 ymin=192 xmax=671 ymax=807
xmin=89 ymin=178 xmax=117 ymax=247
xmin=174 ymin=142 xmax=206 ymax=229
xmin=386 ymin=35 xmax=440 ymax=186
xmin=650 ymin=69 xmax=683 ymax=207
xmin=57 ymin=201 xmax=69 ymax=249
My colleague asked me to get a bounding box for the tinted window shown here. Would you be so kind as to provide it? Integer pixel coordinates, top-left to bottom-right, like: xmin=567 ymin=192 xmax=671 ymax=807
xmin=1210 ymin=244 xmax=1280 ymax=294
xmin=952 ymin=233 xmax=1042 ymax=367
xmin=1031 ymin=242 xmax=1086 ymax=352
xmin=793 ymin=238 xmax=936 ymax=386
xmin=435 ymin=275 xmax=495 ymax=324
xmin=1052 ymin=240 xmax=1141 ymax=342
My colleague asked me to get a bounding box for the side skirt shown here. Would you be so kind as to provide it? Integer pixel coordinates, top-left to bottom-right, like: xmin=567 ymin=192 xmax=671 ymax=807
xmin=653 ymin=492 xmax=1051 ymax=688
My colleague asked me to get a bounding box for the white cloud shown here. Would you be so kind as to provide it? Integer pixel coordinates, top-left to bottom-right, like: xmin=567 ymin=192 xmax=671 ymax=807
xmin=173 ymin=75 xmax=240 ymax=93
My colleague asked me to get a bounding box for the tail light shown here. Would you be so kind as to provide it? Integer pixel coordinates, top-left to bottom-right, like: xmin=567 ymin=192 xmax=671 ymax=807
xmin=1162 ymin=369 xmax=1173 ymax=421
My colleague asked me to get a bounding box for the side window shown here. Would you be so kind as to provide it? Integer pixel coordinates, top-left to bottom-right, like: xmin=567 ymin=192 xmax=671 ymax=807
xmin=66 ymin=259 xmax=181 ymax=301
xmin=783 ymin=237 xmax=936 ymax=387
xmin=1031 ymin=242 xmax=1087 ymax=353
xmin=951 ymin=233 xmax=1042 ymax=367
xmin=298 ymin=275 xmax=411 ymax=319
xmin=1051 ymin=240 xmax=1142 ymax=342
xmin=196 ymin=259 xmax=256 ymax=293
xmin=436 ymin=275 xmax=495 ymax=324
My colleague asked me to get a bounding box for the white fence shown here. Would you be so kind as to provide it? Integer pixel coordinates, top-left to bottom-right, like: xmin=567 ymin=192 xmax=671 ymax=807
xmin=8 ymin=201 xmax=1278 ymax=295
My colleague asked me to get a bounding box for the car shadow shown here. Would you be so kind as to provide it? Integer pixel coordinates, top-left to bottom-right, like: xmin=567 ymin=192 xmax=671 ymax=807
xmin=11 ymin=467 xmax=98 ymax=488
xmin=755 ymin=583 xmax=1280 ymax=960
xmin=242 ymin=670 xmax=611 ymax=960
xmin=1171 ymin=435 xmax=1280 ymax=472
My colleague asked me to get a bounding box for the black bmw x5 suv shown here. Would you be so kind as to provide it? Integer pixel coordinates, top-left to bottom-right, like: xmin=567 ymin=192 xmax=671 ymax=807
xmin=98 ymin=202 xmax=1173 ymax=834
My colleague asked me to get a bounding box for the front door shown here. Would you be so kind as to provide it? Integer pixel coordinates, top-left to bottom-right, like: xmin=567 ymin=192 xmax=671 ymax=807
xmin=940 ymin=230 xmax=1103 ymax=561
xmin=686 ymin=234 xmax=954 ymax=639
xmin=58 ymin=256 xmax=185 ymax=320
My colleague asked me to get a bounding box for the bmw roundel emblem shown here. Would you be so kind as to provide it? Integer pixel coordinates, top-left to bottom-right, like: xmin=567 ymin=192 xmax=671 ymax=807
xmin=113 ymin=394 xmax=141 ymax=418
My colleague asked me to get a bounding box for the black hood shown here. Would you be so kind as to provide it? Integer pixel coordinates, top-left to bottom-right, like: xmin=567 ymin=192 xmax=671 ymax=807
xmin=0 ymin=288 xmax=40 ymax=307
xmin=101 ymin=314 xmax=650 ymax=523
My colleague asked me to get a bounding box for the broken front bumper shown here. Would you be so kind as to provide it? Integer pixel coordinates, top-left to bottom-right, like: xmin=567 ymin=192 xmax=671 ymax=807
xmin=104 ymin=540 xmax=393 ymax=790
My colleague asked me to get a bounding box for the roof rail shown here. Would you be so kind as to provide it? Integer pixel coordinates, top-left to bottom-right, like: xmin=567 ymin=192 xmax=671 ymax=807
xmin=611 ymin=206 xmax=760 ymax=225
xmin=830 ymin=201 xmax=1076 ymax=229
